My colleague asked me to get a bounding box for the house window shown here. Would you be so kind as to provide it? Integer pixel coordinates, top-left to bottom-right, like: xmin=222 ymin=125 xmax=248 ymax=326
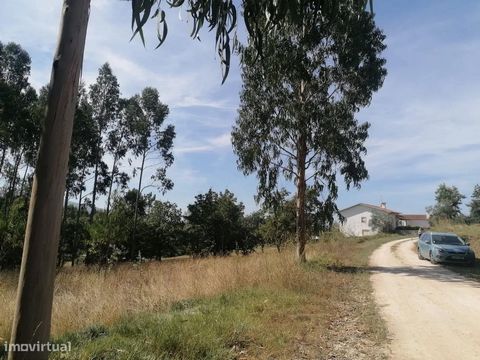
xmin=361 ymin=217 xmax=367 ymax=223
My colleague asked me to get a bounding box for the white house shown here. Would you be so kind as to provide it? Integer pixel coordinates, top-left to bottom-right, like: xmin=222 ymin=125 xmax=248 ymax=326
xmin=339 ymin=203 xmax=429 ymax=237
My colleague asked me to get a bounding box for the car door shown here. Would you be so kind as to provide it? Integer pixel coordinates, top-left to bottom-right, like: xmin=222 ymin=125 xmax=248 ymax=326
xmin=419 ymin=233 xmax=429 ymax=257
xmin=423 ymin=233 xmax=432 ymax=257
xmin=419 ymin=233 xmax=426 ymax=256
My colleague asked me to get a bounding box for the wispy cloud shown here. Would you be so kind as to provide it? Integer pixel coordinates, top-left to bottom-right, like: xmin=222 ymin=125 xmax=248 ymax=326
xmin=175 ymin=133 xmax=231 ymax=154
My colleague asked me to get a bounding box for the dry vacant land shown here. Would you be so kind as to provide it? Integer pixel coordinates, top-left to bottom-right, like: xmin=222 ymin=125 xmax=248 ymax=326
xmin=0 ymin=234 xmax=402 ymax=359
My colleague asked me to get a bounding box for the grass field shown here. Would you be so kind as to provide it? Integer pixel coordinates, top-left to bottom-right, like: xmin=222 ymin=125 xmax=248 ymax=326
xmin=0 ymin=233 xmax=401 ymax=359
xmin=431 ymin=222 xmax=480 ymax=280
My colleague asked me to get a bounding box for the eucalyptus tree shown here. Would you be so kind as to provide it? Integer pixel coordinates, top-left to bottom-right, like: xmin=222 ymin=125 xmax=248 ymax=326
xmin=58 ymin=84 xmax=98 ymax=265
xmin=0 ymin=42 xmax=33 ymax=179
xmin=128 ymin=88 xmax=175 ymax=259
xmin=0 ymin=42 xmax=31 ymax=89
xmin=88 ymin=63 xmax=120 ymax=222
xmin=232 ymin=1 xmax=387 ymax=262
xmin=64 ymin=84 xmax=98 ymax=208
xmin=2 ymin=86 xmax=40 ymax=215
xmin=105 ymin=98 xmax=133 ymax=215
xmin=0 ymin=43 xmax=40 ymax=214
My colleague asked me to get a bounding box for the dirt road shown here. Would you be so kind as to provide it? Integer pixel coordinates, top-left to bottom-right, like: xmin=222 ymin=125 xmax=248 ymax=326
xmin=370 ymin=238 xmax=480 ymax=360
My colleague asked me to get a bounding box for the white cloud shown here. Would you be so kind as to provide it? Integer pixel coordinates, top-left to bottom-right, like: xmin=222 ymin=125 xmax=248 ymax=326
xmin=175 ymin=133 xmax=232 ymax=154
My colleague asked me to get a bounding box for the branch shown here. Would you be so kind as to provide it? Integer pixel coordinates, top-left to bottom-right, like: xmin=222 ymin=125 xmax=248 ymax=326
xmin=144 ymin=162 xmax=165 ymax=170
xmin=305 ymin=149 xmax=322 ymax=169
xmin=272 ymin=162 xmax=299 ymax=179
xmin=326 ymin=86 xmax=339 ymax=101
xmin=306 ymin=170 xmax=326 ymax=183
xmin=283 ymin=127 xmax=298 ymax=147
xmin=277 ymin=144 xmax=297 ymax=160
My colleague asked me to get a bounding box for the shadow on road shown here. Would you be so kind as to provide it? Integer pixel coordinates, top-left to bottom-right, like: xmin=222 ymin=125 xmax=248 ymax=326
xmin=326 ymin=263 xmax=480 ymax=288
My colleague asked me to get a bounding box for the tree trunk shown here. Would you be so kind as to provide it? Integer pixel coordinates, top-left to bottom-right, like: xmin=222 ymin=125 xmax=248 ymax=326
xmin=62 ymin=188 xmax=70 ymax=223
xmin=106 ymin=154 xmax=117 ymax=216
xmin=9 ymin=2 xmax=90 ymax=359
xmin=57 ymin=188 xmax=70 ymax=268
xmin=4 ymin=151 xmax=23 ymax=216
xmin=131 ymin=151 xmax=146 ymax=260
xmin=19 ymin=164 xmax=29 ymax=198
xmin=90 ymin=156 xmax=99 ymax=222
xmin=0 ymin=147 xmax=6 ymax=176
xmin=73 ymin=189 xmax=83 ymax=267
xmin=295 ymin=134 xmax=307 ymax=263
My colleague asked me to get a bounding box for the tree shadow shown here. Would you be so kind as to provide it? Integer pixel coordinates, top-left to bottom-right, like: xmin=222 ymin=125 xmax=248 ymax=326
xmin=326 ymin=265 xmax=366 ymax=273
xmin=326 ymin=262 xmax=480 ymax=288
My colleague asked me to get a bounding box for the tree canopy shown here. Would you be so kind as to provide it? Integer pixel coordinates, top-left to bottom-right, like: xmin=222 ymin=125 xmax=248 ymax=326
xmin=468 ymin=184 xmax=480 ymax=223
xmin=185 ymin=189 xmax=255 ymax=256
xmin=427 ymin=184 xmax=465 ymax=221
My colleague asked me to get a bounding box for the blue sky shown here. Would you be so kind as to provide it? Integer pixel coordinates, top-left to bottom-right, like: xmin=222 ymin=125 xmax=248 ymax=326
xmin=1 ymin=0 xmax=480 ymax=214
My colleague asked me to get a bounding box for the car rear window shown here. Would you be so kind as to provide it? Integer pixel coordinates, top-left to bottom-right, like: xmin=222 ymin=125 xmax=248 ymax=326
xmin=432 ymin=235 xmax=464 ymax=245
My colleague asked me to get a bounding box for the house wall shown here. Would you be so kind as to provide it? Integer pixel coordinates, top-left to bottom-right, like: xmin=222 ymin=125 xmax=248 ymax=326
xmin=405 ymin=219 xmax=430 ymax=228
xmin=339 ymin=205 xmax=396 ymax=237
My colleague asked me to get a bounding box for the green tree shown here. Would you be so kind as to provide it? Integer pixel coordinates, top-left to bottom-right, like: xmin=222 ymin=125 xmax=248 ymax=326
xmin=87 ymin=211 xmax=125 ymax=265
xmin=105 ymin=98 xmax=134 ymax=215
xmin=232 ymin=2 xmax=386 ymax=262
xmin=468 ymin=185 xmax=480 ymax=223
xmin=427 ymin=184 xmax=465 ymax=221
xmin=0 ymin=43 xmax=40 ymax=216
xmin=242 ymin=210 xmax=266 ymax=252
xmin=60 ymin=204 xmax=90 ymax=267
xmin=259 ymin=190 xmax=296 ymax=252
xmin=185 ymin=189 xmax=251 ymax=256
xmin=0 ymin=197 xmax=29 ymax=269
xmin=48 ymin=83 xmax=98 ymax=266
xmin=142 ymin=200 xmax=185 ymax=259
xmin=128 ymin=88 xmax=175 ymax=256
xmin=88 ymin=63 xmax=120 ymax=222
xmin=86 ymin=189 xmax=155 ymax=264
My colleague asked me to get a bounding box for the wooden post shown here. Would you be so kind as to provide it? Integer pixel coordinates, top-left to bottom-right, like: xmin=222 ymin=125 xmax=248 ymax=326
xmin=8 ymin=1 xmax=91 ymax=359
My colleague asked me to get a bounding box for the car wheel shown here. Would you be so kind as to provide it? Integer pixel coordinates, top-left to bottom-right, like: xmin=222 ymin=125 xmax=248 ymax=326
xmin=418 ymin=248 xmax=424 ymax=260
xmin=429 ymin=251 xmax=437 ymax=264
xmin=468 ymin=259 xmax=475 ymax=267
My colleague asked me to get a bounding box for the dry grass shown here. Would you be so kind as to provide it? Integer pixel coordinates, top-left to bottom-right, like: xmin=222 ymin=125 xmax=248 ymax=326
xmin=2 ymin=247 xmax=326 ymax=338
xmin=0 ymin=233 xmax=400 ymax=359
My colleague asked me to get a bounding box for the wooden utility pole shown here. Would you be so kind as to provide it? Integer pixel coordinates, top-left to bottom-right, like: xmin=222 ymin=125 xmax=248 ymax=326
xmin=9 ymin=1 xmax=91 ymax=359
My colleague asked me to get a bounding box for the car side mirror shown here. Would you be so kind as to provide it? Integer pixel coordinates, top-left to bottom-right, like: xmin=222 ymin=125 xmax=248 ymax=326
xmin=466 ymin=242 xmax=470 ymax=246
xmin=425 ymin=241 xmax=431 ymax=244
